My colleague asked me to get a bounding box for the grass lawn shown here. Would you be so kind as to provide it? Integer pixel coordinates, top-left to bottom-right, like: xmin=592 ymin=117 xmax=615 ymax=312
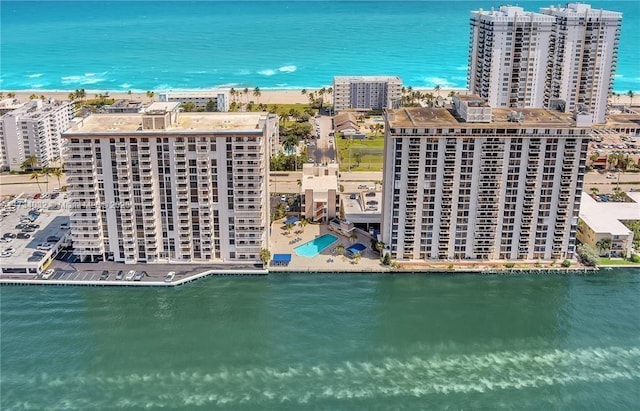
xmin=599 ymin=257 xmax=640 ymax=266
xmin=335 ymin=134 xmax=385 ymax=171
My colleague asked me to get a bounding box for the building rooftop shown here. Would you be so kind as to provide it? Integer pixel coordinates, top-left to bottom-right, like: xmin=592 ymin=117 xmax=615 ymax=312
xmin=145 ymin=101 xmax=181 ymax=113
xmin=473 ymin=5 xmax=554 ymax=21
xmin=301 ymin=174 xmax=338 ymax=199
xmin=104 ymin=99 xmax=144 ymax=109
xmin=0 ymin=98 xmax=25 ymax=112
xmin=334 ymin=75 xmax=401 ymax=83
xmin=386 ymin=107 xmax=578 ymax=128
xmin=341 ymin=190 xmax=382 ymax=224
xmin=159 ymin=90 xmax=229 ymax=97
xmin=579 ymin=192 xmax=639 ymax=236
xmin=65 ymin=112 xmax=270 ymax=135
xmin=4 ymin=99 xmax=71 ymax=120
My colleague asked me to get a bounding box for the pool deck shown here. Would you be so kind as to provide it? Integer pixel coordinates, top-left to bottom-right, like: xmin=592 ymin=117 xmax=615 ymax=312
xmin=270 ymin=218 xmax=388 ymax=273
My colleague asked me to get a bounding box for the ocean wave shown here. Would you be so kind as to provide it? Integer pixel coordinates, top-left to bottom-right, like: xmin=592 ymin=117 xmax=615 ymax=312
xmin=278 ymin=65 xmax=297 ymax=73
xmin=258 ymin=69 xmax=276 ymax=76
xmin=61 ymin=73 xmax=107 ymax=86
xmin=235 ymin=69 xmax=251 ymax=76
xmin=26 ymin=73 xmax=43 ymax=78
xmin=422 ymin=76 xmax=459 ymax=88
xmin=119 ymin=83 xmax=132 ymax=89
xmin=3 ymin=345 xmax=638 ymax=409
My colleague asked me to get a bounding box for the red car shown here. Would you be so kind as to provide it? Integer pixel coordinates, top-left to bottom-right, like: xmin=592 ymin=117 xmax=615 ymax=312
xmin=34 ymin=193 xmax=41 ymax=199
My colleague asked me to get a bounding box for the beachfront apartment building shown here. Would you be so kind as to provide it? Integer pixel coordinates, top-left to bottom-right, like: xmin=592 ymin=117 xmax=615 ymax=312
xmin=468 ymin=6 xmax=555 ymax=109
xmin=62 ymin=103 xmax=274 ymax=264
xmin=0 ymin=99 xmax=74 ymax=171
xmin=381 ymin=95 xmax=590 ymax=262
xmin=333 ymin=76 xmax=402 ymax=112
xmin=158 ymin=90 xmax=230 ymax=112
xmin=468 ymin=3 xmax=622 ymax=124
xmin=541 ymin=3 xmax=622 ymax=124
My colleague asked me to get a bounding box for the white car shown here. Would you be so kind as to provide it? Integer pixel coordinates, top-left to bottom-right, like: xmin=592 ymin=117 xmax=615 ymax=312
xmin=37 ymin=243 xmax=53 ymax=251
xmin=606 ymin=174 xmax=617 ymax=179
xmin=165 ymin=272 xmax=176 ymax=283
xmin=125 ymin=270 xmax=136 ymax=281
xmin=41 ymin=269 xmax=55 ymax=279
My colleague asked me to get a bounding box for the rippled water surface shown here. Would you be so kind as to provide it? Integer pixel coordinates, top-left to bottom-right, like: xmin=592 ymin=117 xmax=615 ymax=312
xmin=2 ymin=271 xmax=639 ymax=410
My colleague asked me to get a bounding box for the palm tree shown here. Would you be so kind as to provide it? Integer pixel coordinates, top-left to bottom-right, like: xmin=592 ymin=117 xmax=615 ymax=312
xmin=20 ymin=156 xmax=38 ymax=172
xmin=434 ymin=84 xmax=442 ymax=97
xmin=300 ymin=218 xmax=308 ymax=232
xmin=30 ymin=171 xmax=42 ymax=192
xmin=349 ymin=231 xmax=358 ymax=243
xmin=243 ymin=87 xmax=249 ymax=104
xmin=259 ymin=248 xmax=271 ymax=266
xmin=41 ymin=167 xmax=51 ymax=192
xmin=448 ymin=90 xmax=457 ymax=98
xmin=607 ymin=153 xmax=618 ymax=170
xmin=253 ymin=87 xmax=261 ymax=103
xmin=352 ymin=251 xmax=362 ymax=264
xmin=285 ymin=222 xmax=294 ymax=235
xmin=595 ymin=238 xmax=612 ymax=257
xmin=297 ymin=179 xmax=303 ymax=216
xmin=627 ymin=90 xmax=635 ymax=106
xmin=29 ymin=94 xmax=39 ymax=100
xmin=318 ymin=87 xmax=326 ymax=107
xmin=51 ymin=168 xmax=64 ymax=189
xmin=589 ymin=152 xmax=600 ymax=165
xmin=335 ymin=243 xmax=345 ymax=256
xmin=68 ymin=92 xmax=76 ymax=101
xmin=127 ymin=90 xmax=132 ymax=97
xmin=589 ymin=187 xmax=599 ymax=197
xmin=146 ymin=91 xmax=155 ymax=101
xmin=327 ymin=87 xmax=333 ymax=104
xmin=301 ymin=89 xmax=307 ymax=96
xmin=7 ymin=92 xmax=16 ymax=98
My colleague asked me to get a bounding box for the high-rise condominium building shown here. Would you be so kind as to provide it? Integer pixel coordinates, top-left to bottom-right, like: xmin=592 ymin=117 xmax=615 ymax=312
xmin=63 ymin=103 xmax=275 ymax=263
xmin=333 ymin=76 xmax=402 ymax=112
xmin=381 ymin=95 xmax=590 ymax=262
xmin=0 ymin=99 xmax=73 ymax=171
xmin=541 ymin=3 xmax=622 ymax=124
xmin=468 ymin=3 xmax=622 ymax=124
xmin=468 ymin=6 xmax=555 ymax=109
xmin=158 ymin=90 xmax=230 ymax=112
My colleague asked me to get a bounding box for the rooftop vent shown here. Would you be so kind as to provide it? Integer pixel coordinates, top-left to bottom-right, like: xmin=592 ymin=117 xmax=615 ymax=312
xmin=507 ymin=111 xmax=524 ymax=123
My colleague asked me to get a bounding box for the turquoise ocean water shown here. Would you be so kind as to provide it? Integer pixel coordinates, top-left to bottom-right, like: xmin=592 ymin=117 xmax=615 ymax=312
xmin=1 ymin=270 xmax=639 ymax=410
xmin=1 ymin=1 xmax=639 ymax=92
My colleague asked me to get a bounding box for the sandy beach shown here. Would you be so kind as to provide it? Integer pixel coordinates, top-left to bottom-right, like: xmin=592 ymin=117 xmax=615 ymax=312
xmin=2 ymin=87 xmax=635 ymax=106
xmin=2 ymin=88 xmax=471 ymax=106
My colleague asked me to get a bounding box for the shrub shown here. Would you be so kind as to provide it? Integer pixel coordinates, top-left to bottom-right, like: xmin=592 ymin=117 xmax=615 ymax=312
xmin=561 ymin=259 xmax=571 ymax=267
xmin=577 ymin=244 xmax=599 ymax=267
xmin=504 ymin=262 xmax=515 ymax=268
xmin=382 ymin=253 xmax=391 ymax=266
xmin=630 ymin=254 xmax=640 ymax=263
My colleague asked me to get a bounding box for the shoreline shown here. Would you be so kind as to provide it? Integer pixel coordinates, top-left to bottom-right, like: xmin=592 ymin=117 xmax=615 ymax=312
xmin=3 ymin=87 xmax=636 ymax=106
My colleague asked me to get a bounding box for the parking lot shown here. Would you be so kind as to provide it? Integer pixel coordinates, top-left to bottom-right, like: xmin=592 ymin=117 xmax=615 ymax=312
xmin=0 ymin=192 xmax=71 ymax=275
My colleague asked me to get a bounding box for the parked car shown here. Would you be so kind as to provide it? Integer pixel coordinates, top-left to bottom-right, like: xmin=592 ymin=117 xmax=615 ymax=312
xmin=3 ymin=247 xmax=16 ymax=254
xmin=165 ymin=272 xmax=176 ymax=283
xmin=22 ymin=227 xmax=36 ymax=233
xmin=125 ymin=270 xmax=136 ymax=280
xmin=15 ymin=223 xmax=27 ymax=229
xmin=115 ymin=270 xmax=124 ymax=280
xmin=357 ymin=184 xmax=369 ymax=189
xmin=349 ymin=193 xmax=357 ymax=200
xmin=41 ymin=269 xmax=55 ymax=280
xmin=133 ymin=271 xmax=145 ymax=281
xmin=3 ymin=233 xmax=16 ymax=239
xmin=0 ymin=238 xmax=12 ymax=243
xmin=16 ymin=233 xmax=31 ymax=239
xmin=100 ymin=270 xmax=109 ymax=280
xmin=37 ymin=243 xmax=53 ymax=251
xmin=27 ymin=224 xmax=40 ymax=229
xmin=0 ymin=251 xmax=12 ymax=258
xmin=32 ymin=251 xmax=46 ymax=257
xmin=47 ymin=236 xmax=60 ymax=243
xmin=606 ymin=174 xmax=617 ymax=179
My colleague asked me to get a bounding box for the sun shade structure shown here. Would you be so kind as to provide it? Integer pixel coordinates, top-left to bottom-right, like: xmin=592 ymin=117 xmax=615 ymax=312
xmin=346 ymin=243 xmax=366 ymax=257
xmin=284 ymin=217 xmax=299 ymax=225
xmin=272 ymin=254 xmax=292 ymax=266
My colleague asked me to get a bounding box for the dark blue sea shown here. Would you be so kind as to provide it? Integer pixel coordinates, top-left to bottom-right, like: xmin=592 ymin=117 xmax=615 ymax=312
xmin=1 ymin=0 xmax=638 ymax=92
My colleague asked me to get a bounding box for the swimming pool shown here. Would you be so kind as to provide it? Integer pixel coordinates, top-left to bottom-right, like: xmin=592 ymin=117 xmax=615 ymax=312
xmin=294 ymin=234 xmax=339 ymax=258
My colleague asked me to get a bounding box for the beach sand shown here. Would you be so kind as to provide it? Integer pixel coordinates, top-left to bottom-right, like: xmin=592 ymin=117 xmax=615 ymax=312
xmin=2 ymin=88 xmax=635 ymax=106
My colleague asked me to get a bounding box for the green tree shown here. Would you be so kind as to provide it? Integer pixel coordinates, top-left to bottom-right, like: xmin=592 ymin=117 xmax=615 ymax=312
xmin=51 ymin=168 xmax=64 ymax=189
xmin=352 ymin=251 xmax=362 ymax=264
xmin=335 ymin=243 xmax=345 ymax=255
xmin=349 ymin=232 xmax=358 ymax=243
xmin=182 ymin=102 xmax=197 ymax=112
xmin=595 ymin=238 xmax=612 ymax=256
xmin=21 ymin=156 xmax=38 ymax=172
xmin=434 ymin=84 xmax=442 ymax=97
xmin=301 ymin=89 xmax=307 ymax=96
xmin=561 ymin=259 xmax=571 ymax=268
xmin=30 ymin=171 xmax=42 ymax=192
xmin=382 ymin=252 xmax=391 ymax=265
xmin=29 ymin=94 xmax=39 ymax=100
xmin=589 ymin=187 xmax=599 ymax=197
xmin=146 ymin=90 xmax=155 ymax=101
xmin=7 ymin=92 xmax=16 ymax=98
xmin=253 ymin=87 xmax=261 ymax=104
xmin=41 ymin=167 xmax=51 ymax=192
xmin=206 ymin=99 xmax=216 ymax=112
xmin=259 ymin=248 xmax=271 ymax=266
xmin=627 ymin=90 xmax=635 ymax=106
xmin=285 ymin=222 xmax=294 ymax=235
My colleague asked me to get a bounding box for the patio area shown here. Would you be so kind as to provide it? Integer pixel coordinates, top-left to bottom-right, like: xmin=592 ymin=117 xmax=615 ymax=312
xmin=269 ymin=218 xmax=388 ymax=273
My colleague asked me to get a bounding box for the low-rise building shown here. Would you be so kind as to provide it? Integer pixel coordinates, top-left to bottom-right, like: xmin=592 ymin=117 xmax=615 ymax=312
xmin=300 ymin=163 xmax=339 ymax=222
xmin=158 ymin=90 xmax=230 ymax=112
xmin=103 ymin=100 xmax=145 ymax=114
xmin=577 ymin=192 xmax=638 ymax=258
xmin=333 ymin=76 xmax=402 ymax=112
